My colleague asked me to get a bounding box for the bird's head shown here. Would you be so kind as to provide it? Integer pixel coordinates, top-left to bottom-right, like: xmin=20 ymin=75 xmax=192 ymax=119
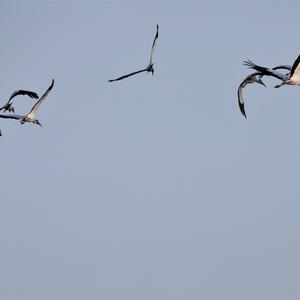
xmin=5 ymin=103 xmax=15 ymax=113
xmin=257 ymin=78 xmax=266 ymax=87
xmin=34 ymin=119 xmax=42 ymax=127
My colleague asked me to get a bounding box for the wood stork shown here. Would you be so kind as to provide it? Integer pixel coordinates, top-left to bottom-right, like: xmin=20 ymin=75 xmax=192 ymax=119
xmin=0 ymin=90 xmax=39 ymax=113
xmin=0 ymin=79 xmax=54 ymax=126
xmin=238 ymin=72 xmax=266 ymax=119
xmin=244 ymin=56 xmax=299 ymax=88
xmin=238 ymin=64 xmax=293 ymax=118
xmin=108 ymin=24 xmax=159 ymax=82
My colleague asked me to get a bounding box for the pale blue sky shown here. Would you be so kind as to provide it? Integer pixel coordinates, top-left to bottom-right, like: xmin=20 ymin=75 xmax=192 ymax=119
xmin=0 ymin=1 xmax=300 ymax=300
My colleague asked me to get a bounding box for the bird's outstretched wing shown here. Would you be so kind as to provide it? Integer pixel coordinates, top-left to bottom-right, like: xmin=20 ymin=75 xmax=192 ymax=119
xmin=9 ymin=90 xmax=38 ymax=101
xmin=238 ymin=72 xmax=264 ymax=119
xmin=149 ymin=24 xmax=159 ymax=65
xmin=238 ymin=84 xmax=247 ymax=119
xmin=272 ymin=65 xmax=292 ymax=72
xmin=243 ymin=60 xmax=287 ymax=81
xmin=0 ymin=90 xmax=39 ymax=112
xmin=0 ymin=114 xmax=24 ymax=120
xmin=29 ymin=79 xmax=54 ymax=115
xmin=108 ymin=68 xmax=148 ymax=82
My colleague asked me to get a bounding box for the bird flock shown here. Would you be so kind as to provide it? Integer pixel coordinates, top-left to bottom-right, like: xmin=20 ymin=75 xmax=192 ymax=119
xmin=0 ymin=79 xmax=54 ymax=128
xmin=1 ymin=24 xmax=300 ymax=135
xmin=0 ymin=25 xmax=159 ymax=136
xmin=238 ymin=55 xmax=300 ymax=118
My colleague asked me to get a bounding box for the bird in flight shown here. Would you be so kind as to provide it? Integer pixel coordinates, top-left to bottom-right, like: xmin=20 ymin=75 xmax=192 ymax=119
xmin=0 ymin=90 xmax=39 ymax=113
xmin=238 ymin=72 xmax=266 ymax=119
xmin=244 ymin=56 xmax=298 ymax=88
xmin=238 ymin=64 xmax=292 ymax=118
xmin=108 ymin=24 xmax=159 ymax=82
xmin=0 ymin=79 xmax=54 ymax=126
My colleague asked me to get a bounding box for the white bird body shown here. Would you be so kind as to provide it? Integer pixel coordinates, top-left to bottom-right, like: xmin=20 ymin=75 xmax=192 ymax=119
xmin=285 ymin=71 xmax=300 ymax=85
xmin=0 ymin=79 xmax=54 ymax=126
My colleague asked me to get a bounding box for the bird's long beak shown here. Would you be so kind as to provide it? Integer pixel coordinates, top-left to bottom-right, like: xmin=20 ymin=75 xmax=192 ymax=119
xmin=260 ymin=81 xmax=266 ymax=87
xmin=36 ymin=120 xmax=42 ymax=127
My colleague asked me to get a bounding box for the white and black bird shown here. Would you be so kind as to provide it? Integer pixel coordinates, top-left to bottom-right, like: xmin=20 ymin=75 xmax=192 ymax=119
xmin=244 ymin=56 xmax=299 ymax=88
xmin=0 ymin=90 xmax=39 ymax=113
xmin=238 ymin=72 xmax=266 ymax=118
xmin=0 ymin=79 xmax=54 ymax=126
xmin=108 ymin=24 xmax=159 ymax=82
xmin=238 ymin=64 xmax=293 ymax=118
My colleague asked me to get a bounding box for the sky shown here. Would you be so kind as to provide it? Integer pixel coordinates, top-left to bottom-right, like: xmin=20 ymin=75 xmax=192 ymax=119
xmin=0 ymin=1 xmax=300 ymax=299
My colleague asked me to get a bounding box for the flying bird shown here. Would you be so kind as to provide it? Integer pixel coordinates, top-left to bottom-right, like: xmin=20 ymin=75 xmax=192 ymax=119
xmin=238 ymin=64 xmax=293 ymax=118
xmin=0 ymin=90 xmax=39 ymax=113
xmin=0 ymin=79 xmax=54 ymax=126
xmin=244 ymin=56 xmax=298 ymax=88
xmin=238 ymin=72 xmax=266 ymax=119
xmin=108 ymin=24 xmax=159 ymax=82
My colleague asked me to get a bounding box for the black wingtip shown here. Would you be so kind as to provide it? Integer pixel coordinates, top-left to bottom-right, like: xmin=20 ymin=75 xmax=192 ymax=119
xmin=29 ymin=92 xmax=39 ymax=99
xmin=49 ymin=79 xmax=55 ymax=90
xmin=243 ymin=60 xmax=254 ymax=67
xmin=239 ymin=102 xmax=247 ymax=119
